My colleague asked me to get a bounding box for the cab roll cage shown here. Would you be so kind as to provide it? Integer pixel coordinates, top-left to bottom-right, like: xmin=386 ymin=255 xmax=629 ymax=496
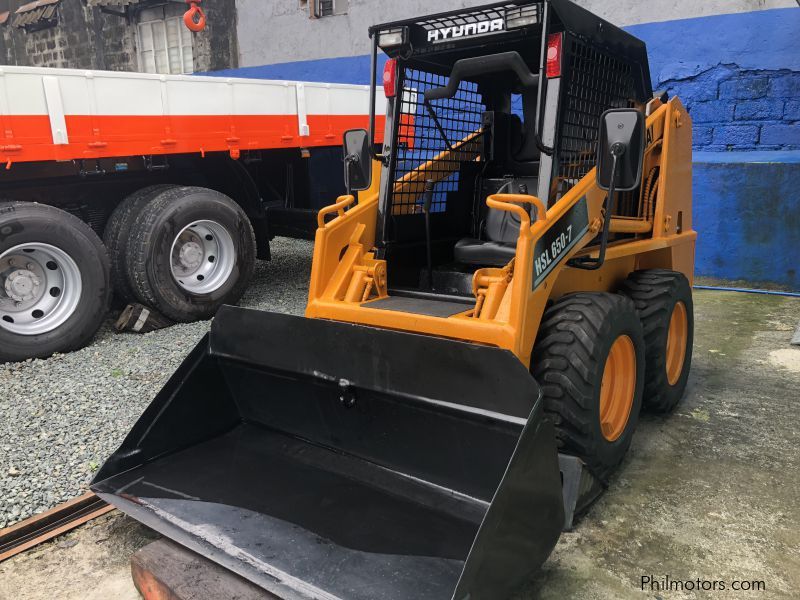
xmin=367 ymin=0 xmax=559 ymax=161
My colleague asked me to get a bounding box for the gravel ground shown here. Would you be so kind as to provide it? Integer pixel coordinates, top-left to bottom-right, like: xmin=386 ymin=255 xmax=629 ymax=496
xmin=0 ymin=237 xmax=313 ymax=528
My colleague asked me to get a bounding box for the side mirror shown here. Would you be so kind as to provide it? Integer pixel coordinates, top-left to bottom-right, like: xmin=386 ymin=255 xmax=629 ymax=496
xmin=596 ymin=108 xmax=645 ymax=192
xmin=342 ymin=128 xmax=372 ymax=194
xmin=569 ymin=108 xmax=645 ymax=272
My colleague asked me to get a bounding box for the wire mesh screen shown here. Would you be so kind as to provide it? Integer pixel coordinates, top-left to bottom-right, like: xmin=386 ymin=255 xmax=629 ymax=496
xmin=390 ymin=67 xmax=485 ymax=215
xmin=555 ymin=37 xmax=636 ymax=205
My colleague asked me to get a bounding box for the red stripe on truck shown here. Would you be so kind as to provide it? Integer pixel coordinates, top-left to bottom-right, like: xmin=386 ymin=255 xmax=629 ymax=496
xmin=0 ymin=114 xmax=387 ymax=164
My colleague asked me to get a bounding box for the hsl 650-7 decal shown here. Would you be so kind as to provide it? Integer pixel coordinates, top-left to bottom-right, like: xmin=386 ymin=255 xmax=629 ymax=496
xmin=533 ymin=196 xmax=589 ymax=289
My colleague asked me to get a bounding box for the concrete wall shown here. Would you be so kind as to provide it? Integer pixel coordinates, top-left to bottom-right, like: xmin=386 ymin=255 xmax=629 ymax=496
xmin=237 ymin=0 xmax=477 ymax=67
xmin=236 ymin=0 xmax=797 ymax=65
xmin=0 ymin=0 xmax=135 ymax=70
xmin=0 ymin=0 xmax=238 ymax=72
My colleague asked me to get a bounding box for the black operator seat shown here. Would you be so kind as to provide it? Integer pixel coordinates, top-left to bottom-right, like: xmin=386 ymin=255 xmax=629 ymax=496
xmin=423 ymin=51 xmax=541 ymax=268
xmin=454 ymin=110 xmax=540 ymax=267
xmin=454 ymin=209 xmax=520 ymax=267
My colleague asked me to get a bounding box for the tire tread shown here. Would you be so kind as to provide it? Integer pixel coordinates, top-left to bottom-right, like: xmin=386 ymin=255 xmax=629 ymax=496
xmin=532 ymin=292 xmax=644 ymax=479
xmin=104 ymin=184 xmax=177 ymax=303
xmin=0 ymin=201 xmax=110 ymax=362
xmin=125 ymin=186 xmax=256 ymax=321
xmin=619 ymin=269 xmax=694 ymax=413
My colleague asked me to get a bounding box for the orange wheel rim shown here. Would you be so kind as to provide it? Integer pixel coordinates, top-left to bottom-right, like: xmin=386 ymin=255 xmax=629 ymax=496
xmin=599 ymin=335 xmax=637 ymax=442
xmin=666 ymin=301 xmax=688 ymax=386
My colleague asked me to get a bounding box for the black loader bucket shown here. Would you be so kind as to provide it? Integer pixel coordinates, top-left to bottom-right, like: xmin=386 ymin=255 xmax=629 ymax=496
xmin=92 ymin=306 xmax=566 ymax=600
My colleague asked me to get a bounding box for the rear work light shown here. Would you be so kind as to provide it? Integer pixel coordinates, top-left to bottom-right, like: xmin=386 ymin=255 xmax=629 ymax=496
xmin=505 ymin=5 xmax=539 ymax=29
xmin=377 ymin=26 xmax=408 ymax=49
xmin=546 ymin=32 xmax=563 ymax=78
xmin=383 ymin=59 xmax=397 ymax=98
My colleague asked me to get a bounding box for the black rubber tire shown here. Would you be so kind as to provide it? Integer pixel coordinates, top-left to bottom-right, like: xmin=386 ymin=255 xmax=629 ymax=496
xmin=125 ymin=186 xmax=256 ymax=322
xmin=619 ymin=269 xmax=694 ymax=413
xmin=0 ymin=202 xmax=110 ymax=363
xmin=104 ymin=184 xmax=177 ymax=304
xmin=532 ymin=293 xmax=645 ymax=480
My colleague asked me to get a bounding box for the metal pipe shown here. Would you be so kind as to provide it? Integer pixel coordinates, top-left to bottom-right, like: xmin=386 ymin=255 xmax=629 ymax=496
xmin=693 ymin=285 xmax=800 ymax=298
xmin=533 ymin=0 xmax=555 ymax=156
xmin=422 ymin=180 xmax=435 ymax=289
xmin=368 ymin=35 xmax=378 ymax=158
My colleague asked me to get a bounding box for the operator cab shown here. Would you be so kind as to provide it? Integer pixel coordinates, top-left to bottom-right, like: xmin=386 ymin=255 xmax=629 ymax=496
xmin=361 ymin=0 xmax=651 ymax=307
xmin=376 ymin=47 xmax=545 ymax=297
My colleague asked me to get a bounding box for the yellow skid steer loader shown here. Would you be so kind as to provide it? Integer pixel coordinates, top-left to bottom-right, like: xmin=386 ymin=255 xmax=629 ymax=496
xmin=92 ymin=1 xmax=696 ymax=598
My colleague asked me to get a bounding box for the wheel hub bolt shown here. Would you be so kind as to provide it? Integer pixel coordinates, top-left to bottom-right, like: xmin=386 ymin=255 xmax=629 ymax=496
xmin=179 ymin=241 xmax=204 ymax=270
xmin=5 ymin=269 xmax=40 ymax=302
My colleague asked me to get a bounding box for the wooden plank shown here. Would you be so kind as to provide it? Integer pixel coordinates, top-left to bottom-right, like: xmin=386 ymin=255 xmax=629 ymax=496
xmin=131 ymin=539 xmax=280 ymax=600
xmin=115 ymin=303 xmax=174 ymax=333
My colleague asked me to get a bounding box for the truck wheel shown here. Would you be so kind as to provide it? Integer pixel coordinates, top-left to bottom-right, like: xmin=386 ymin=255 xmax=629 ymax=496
xmin=0 ymin=202 xmax=110 ymax=362
xmin=532 ymin=293 xmax=645 ymax=480
xmin=104 ymin=184 xmax=176 ymax=304
xmin=125 ymin=186 xmax=256 ymax=322
xmin=620 ymin=270 xmax=694 ymax=413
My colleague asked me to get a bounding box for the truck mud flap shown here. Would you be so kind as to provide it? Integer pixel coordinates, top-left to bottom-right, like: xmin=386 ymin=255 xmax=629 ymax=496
xmin=92 ymin=305 xmax=565 ymax=600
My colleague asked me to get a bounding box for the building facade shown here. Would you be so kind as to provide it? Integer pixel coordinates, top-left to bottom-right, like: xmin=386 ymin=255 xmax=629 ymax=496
xmin=0 ymin=0 xmax=238 ymax=73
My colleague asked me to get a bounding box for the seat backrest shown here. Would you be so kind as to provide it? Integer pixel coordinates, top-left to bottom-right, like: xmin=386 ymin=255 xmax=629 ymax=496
xmin=485 ymin=206 xmax=522 ymax=244
xmin=478 ymin=111 xmax=540 ymax=244
xmin=479 ymin=174 xmax=539 ymax=244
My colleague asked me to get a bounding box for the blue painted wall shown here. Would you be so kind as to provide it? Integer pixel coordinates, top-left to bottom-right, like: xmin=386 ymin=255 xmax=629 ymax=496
xmin=628 ymin=8 xmax=800 ymax=151
xmin=208 ymin=54 xmax=383 ymax=86
xmin=693 ymin=152 xmax=800 ymax=289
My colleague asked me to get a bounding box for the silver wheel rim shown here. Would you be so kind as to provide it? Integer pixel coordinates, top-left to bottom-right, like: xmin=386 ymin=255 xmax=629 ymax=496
xmin=170 ymin=220 xmax=235 ymax=295
xmin=0 ymin=243 xmax=83 ymax=336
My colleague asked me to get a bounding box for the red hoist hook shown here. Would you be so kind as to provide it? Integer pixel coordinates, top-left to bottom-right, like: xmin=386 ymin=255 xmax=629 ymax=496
xmin=184 ymin=0 xmax=206 ymax=33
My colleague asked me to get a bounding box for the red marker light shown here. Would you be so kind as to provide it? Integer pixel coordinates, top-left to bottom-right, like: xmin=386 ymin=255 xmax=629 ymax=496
xmin=383 ymin=59 xmax=397 ymax=98
xmin=546 ymin=33 xmax=563 ymax=78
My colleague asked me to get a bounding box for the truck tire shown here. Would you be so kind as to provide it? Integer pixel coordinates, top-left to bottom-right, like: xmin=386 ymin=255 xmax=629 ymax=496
xmin=0 ymin=202 xmax=110 ymax=362
xmin=532 ymin=293 xmax=645 ymax=480
xmin=619 ymin=269 xmax=694 ymax=413
xmin=125 ymin=186 xmax=256 ymax=322
xmin=104 ymin=184 xmax=176 ymax=304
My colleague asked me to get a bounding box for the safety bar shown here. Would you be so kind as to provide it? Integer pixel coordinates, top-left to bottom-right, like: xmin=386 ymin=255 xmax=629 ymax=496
xmin=317 ymin=195 xmax=356 ymax=228
xmin=486 ymin=193 xmax=548 ymax=230
xmin=424 ymin=52 xmax=539 ymax=102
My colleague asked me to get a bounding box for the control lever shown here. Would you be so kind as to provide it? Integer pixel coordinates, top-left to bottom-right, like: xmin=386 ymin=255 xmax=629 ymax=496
xmin=422 ymin=180 xmax=434 ymax=290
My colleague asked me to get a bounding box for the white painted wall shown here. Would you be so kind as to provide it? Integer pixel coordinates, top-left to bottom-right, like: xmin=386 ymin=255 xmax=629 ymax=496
xmin=578 ymin=0 xmax=795 ymax=26
xmin=235 ymin=0 xmax=798 ymax=66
